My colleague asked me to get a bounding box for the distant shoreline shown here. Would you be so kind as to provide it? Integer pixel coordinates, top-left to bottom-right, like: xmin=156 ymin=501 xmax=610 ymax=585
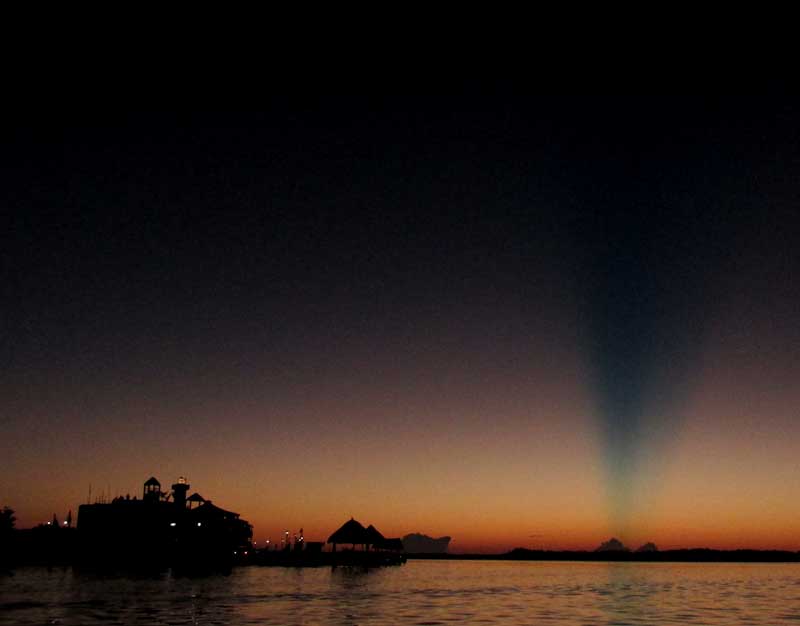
xmin=408 ymin=549 xmax=800 ymax=563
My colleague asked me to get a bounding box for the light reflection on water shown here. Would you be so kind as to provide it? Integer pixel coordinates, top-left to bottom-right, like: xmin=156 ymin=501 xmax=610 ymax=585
xmin=3 ymin=560 xmax=800 ymax=625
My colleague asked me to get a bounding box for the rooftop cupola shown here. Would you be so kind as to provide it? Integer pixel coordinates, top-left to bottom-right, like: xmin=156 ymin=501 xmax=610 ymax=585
xmin=143 ymin=476 xmax=162 ymax=503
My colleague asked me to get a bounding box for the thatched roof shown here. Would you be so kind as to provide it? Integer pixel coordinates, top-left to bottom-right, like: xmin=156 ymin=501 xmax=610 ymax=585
xmin=327 ymin=518 xmax=368 ymax=545
xmin=187 ymin=492 xmax=205 ymax=503
xmin=364 ymin=524 xmax=385 ymax=544
xmin=144 ymin=476 xmax=160 ymax=486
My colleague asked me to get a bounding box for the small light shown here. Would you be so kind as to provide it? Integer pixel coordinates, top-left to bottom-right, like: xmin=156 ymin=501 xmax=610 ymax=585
xmin=64 ymin=521 xmax=68 ymax=526
xmin=170 ymin=522 xmax=176 ymax=527
xmin=197 ymin=522 xmax=202 ymax=527
xmin=234 ymin=551 xmax=237 ymax=555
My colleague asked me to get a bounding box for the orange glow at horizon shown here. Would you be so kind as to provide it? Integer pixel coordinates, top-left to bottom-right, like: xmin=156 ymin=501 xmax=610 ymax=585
xmin=5 ymin=258 xmax=800 ymax=554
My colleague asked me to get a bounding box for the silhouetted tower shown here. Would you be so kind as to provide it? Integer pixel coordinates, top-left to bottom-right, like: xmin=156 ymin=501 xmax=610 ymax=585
xmin=172 ymin=476 xmax=190 ymax=510
xmin=143 ymin=476 xmax=162 ymax=503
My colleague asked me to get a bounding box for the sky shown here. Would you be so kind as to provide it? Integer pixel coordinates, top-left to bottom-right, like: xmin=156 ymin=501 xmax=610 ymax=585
xmin=2 ymin=97 xmax=800 ymax=553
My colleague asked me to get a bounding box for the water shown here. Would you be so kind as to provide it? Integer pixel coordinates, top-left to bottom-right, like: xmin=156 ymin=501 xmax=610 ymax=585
xmin=3 ymin=560 xmax=800 ymax=625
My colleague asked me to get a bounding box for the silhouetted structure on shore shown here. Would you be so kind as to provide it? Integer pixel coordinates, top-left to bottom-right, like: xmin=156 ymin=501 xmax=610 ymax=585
xmin=1 ymin=508 xmax=78 ymax=567
xmin=0 ymin=507 xmax=15 ymax=567
xmin=327 ymin=518 xmax=370 ymax=551
xmin=255 ymin=518 xmax=405 ymax=567
xmin=326 ymin=517 xmax=404 ymax=555
xmin=77 ymin=476 xmax=252 ymax=570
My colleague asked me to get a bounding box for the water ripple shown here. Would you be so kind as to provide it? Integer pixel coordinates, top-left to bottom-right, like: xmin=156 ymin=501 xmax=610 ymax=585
xmin=3 ymin=561 xmax=800 ymax=625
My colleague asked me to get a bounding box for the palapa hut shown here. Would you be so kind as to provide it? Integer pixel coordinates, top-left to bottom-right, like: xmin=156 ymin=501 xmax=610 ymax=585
xmin=327 ymin=518 xmax=370 ymax=551
xmin=364 ymin=524 xmax=385 ymax=551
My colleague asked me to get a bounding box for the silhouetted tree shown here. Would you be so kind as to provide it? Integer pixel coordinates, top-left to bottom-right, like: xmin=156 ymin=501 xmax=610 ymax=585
xmin=0 ymin=507 xmax=17 ymax=566
xmin=0 ymin=507 xmax=15 ymax=533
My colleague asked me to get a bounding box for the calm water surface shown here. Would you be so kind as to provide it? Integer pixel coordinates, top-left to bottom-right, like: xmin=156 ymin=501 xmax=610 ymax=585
xmin=3 ymin=560 xmax=800 ymax=625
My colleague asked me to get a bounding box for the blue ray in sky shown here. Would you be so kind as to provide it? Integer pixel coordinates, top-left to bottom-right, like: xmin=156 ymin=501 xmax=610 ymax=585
xmin=577 ymin=196 xmax=722 ymax=529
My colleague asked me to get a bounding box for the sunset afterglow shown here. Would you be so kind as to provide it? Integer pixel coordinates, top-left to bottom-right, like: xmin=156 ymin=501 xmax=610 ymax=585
xmin=4 ymin=99 xmax=800 ymax=554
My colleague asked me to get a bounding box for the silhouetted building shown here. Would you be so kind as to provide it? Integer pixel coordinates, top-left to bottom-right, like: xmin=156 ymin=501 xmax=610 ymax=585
xmin=172 ymin=477 xmax=190 ymax=509
xmin=326 ymin=518 xmax=399 ymax=552
xmin=328 ymin=518 xmax=369 ymax=550
xmin=365 ymin=524 xmax=385 ymax=547
xmin=143 ymin=476 xmax=162 ymax=503
xmin=77 ymin=475 xmax=252 ymax=567
xmin=187 ymin=492 xmax=205 ymax=509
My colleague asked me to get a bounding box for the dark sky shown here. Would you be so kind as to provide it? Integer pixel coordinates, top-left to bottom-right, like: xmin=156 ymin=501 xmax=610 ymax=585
xmin=3 ymin=97 xmax=800 ymax=549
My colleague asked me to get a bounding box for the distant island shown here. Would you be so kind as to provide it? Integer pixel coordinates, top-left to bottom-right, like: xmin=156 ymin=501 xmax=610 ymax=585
xmin=402 ymin=533 xmax=451 ymax=554
xmin=498 ymin=547 xmax=800 ymax=563
xmin=401 ymin=536 xmax=800 ymax=562
xmin=405 ymin=549 xmax=800 ymax=563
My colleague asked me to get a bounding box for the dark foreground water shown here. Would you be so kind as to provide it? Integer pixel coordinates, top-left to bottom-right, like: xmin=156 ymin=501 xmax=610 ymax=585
xmin=3 ymin=560 xmax=800 ymax=625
